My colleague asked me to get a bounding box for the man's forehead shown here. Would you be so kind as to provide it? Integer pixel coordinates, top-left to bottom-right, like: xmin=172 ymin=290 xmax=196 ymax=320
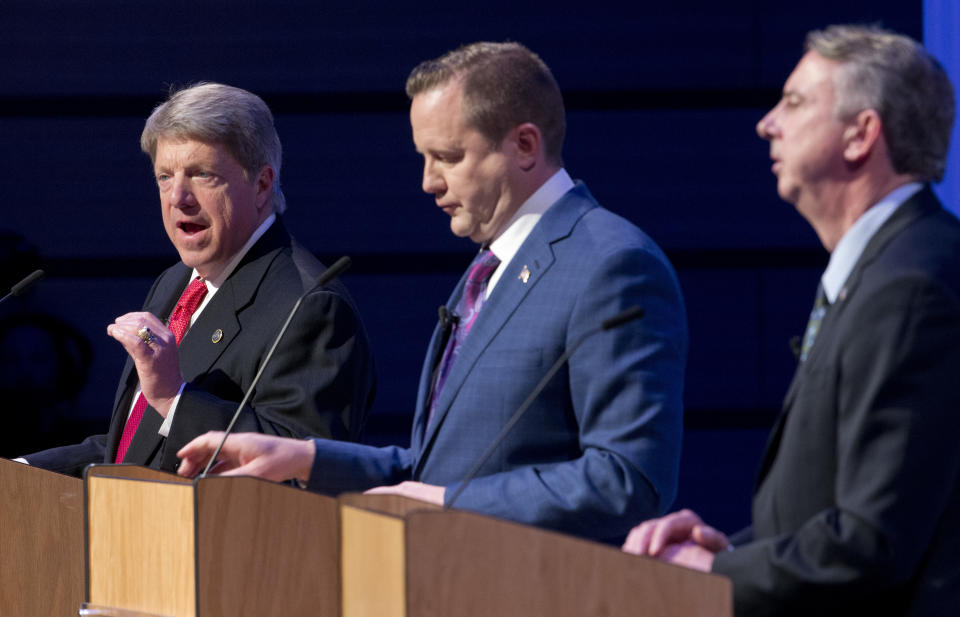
xmin=418 ymin=84 xmax=458 ymax=107
xmin=784 ymin=51 xmax=837 ymax=93
xmin=411 ymin=84 xmax=472 ymax=144
xmin=155 ymin=138 xmax=225 ymax=163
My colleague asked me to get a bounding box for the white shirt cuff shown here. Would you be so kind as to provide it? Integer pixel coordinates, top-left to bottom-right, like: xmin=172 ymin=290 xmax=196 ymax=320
xmin=158 ymin=382 xmax=188 ymax=437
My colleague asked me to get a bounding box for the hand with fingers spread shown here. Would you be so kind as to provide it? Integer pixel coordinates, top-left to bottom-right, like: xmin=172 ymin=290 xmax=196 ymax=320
xmin=107 ymin=311 xmax=184 ymax=418
xmin=622 ymin=509 xmax=729 ymax=572
xmin=177 ymin=431 xmax=315 ymax=484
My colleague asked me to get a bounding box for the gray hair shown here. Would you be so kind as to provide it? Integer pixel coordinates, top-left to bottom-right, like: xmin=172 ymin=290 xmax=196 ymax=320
xmin=806 ymin=24 xmax=955 ymax=182
xmin=406 ymin=41 xmax=566 ymax=165
xmin=140 ymin=83 xmax=286 ymax=213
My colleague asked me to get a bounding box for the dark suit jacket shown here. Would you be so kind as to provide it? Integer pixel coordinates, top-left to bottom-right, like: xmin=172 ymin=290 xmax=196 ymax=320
xmin=713 ymin=187 xmax=960 ymax=616
xmin=307 ymin=182 xmax=687 ymax=544
xmin=25 ymin=218 xmax=376 ymax=476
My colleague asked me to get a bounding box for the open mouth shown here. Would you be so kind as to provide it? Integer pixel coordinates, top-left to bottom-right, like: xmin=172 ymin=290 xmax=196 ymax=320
xmin=179 ymin=221 xmax=208 ymax=234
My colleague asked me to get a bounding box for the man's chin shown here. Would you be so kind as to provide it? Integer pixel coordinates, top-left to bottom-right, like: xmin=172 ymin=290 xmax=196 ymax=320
xmin=175 ymin=250 xmax=214 ymax=277
xmin=449 ymin=220 xmax=474 ymax=240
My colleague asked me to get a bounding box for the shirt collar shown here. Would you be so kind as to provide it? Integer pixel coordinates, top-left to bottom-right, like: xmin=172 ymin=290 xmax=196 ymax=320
xmin=821 ymin=182 xmax=922 ymax=303
xmin=488 ymin=168 xmax=574 ymax=268
xmin=192 ymin=213 xmax=277 ymax=293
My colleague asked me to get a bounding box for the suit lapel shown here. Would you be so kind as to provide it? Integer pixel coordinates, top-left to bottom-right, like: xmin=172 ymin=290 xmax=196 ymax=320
xmin=112 ymin=220 xmax=290 ymax=464
xmin=179 ymin=221 xmax=287 ymax=381
xmin=105 ymin=267 xmax=190 ymax=461
xmin=410 ymin=266 xmax=472 ymax=454
xmin=414 ymin=185 xmax=597 ymax=470
xmin=753 ymin=186 xmax=940 ymax=489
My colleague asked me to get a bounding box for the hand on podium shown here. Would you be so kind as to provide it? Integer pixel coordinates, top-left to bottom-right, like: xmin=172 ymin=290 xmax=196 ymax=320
xmin=177 ymin=431 xmax=315 ymax=484
xmin=622 ymin=509 xmax=730 ymax=572
xmin=365 ymin=480 xmax=445 ymax=505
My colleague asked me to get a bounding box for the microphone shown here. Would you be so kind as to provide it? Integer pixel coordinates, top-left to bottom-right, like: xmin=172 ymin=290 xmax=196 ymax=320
xmin=438 ymin=305 xmax=460 ymax=331
xmin=788 ymin=336 xmax=801 ymax=360
xmin=601 ymin=305 xmax=644 ymax=330
xmin=0 ymin=269 xmax=45 ymax=306
xmin=445 ymin=305 xmax=644 ymax=510
xmin=424 ymin=305 xmax=461 ymax=421
xmin=199 ymin=256 xmax=351 ymax=477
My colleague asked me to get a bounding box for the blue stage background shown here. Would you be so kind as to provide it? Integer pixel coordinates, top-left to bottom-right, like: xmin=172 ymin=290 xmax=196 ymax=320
xmin=0 ymin=1 xmax=938 ymax=534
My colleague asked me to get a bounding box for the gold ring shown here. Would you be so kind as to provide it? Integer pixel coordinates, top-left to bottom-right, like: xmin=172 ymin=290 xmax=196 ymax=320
xmin=137 ymin=326 xmax=156 ymax=346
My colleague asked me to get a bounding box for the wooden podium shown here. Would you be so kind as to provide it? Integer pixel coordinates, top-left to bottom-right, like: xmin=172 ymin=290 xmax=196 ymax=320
xmin=82 ymin=465 xmax=341 ymax=617
xmin=339 ymin=493 xmax=732 ymax=617
xmin=0 ymin=458 xmax=85 ymax=617
xmin=77 ymin=467 xmax=731 ymax=617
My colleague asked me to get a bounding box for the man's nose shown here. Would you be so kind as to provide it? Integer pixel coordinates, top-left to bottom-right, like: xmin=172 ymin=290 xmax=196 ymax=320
xmin=422 ymin=161 xmax=445 ymax=195
xmin=756 ymin=109 xmax=777 ymax=140
xmin=170 ymin=176 xmax=195 ymax=208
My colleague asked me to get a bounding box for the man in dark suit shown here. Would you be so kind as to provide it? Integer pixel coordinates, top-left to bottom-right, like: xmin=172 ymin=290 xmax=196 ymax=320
xmin=622 ymin=25 xmax=960 ymax=616
xmin=178 ymin=42 xmax=687 ymax=544
xmin=20 ymin=83 xmax=376 ymax=477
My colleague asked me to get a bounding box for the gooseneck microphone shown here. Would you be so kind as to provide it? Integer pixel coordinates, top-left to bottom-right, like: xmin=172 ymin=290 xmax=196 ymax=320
xmin=445 ymin=305 xmax=645 ymax=510
xmin=438 ymin=305 xmax=460 ymax=331
xmin=200 ymin=256 xmax=352 ymax=477
xmin=0 ymin=270 xmax=45 ymax=306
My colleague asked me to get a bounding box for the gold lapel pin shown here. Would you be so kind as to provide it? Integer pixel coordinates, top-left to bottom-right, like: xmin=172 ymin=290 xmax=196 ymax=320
xmin=211 ymin=328 xmax=223 ymax=343
xmin=518 ymin=265 xmax=531 ymax=284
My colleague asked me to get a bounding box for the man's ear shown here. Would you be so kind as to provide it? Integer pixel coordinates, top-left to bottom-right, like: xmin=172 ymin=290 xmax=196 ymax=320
xmin=254 ymin=165 xmax=275 ymax=210
xmin=842 ymin=109 xmax=883 ymax=164
xmin=511 ymin=123 xmax=543 ymax=172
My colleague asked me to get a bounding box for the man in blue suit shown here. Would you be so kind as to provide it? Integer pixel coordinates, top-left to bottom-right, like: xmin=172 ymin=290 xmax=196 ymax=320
xmin=178 ymin=42 xmax=687 ymax=544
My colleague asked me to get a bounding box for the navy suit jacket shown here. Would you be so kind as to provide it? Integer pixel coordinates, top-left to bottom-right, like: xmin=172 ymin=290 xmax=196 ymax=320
xmin=308 ymin=183 xmax=687 ymax=543
xmin=713 ymin=187 xmax=960 ymax=616
xmin=25 ymin=218 xmax=376 ymax=476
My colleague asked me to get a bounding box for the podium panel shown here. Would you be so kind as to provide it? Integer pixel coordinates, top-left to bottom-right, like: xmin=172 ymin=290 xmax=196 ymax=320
xmin=78 ymin=471 xmax=730 ymax=616
xmin=339 ymin=494 xmax=731 ymax=617
xmin=341 ymin=506 xmax=407 ymax=617
xmin=84 ymin=465 xmax=341 ymax=617
xmin=0 ymin=458 xmax=85 ymax=617
xmin=86 ymin=474 xmax=196 ymax=616
xmin=194 ymin=475 xmax=341 ymax=616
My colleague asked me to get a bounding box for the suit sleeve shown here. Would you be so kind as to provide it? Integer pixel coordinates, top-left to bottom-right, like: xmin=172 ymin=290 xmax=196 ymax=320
xmin=713 ymin=276 xmax=960 ymax=616
xmin=20 ymin=434 xmax=107 ymax=477
xmin=159 ymin=288 xmax=376 ymax=470
xmin=442 ymin=246 xmax=687 ymax=543
xmin=304 ymin=439 xmax=414 ymax=495
xmin=19 ymin=272 xmax=173 ymax=476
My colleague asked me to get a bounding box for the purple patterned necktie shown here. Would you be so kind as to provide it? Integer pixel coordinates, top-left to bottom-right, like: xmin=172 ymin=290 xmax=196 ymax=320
xmin=427 ymin=249 xmax=501 ymax=426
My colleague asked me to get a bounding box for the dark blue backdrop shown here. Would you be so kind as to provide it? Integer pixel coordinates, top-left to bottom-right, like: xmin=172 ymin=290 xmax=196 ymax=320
xmin=0 ymin=1 xmax=922 ymax=533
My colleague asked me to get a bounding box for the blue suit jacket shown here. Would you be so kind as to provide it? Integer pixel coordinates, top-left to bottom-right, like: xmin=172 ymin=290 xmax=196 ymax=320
xmin=309 ymin=183 xmax=687 ymax=543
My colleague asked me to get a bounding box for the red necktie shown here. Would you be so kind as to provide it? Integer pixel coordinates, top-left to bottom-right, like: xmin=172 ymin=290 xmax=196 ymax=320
xmin=114 ymin=277 xmax=208 ymax=463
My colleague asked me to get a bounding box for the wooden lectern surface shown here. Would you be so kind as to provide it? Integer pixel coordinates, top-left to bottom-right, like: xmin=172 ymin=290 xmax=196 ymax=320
xmin=339 ymin=495 xmax=732 ymax=617
xmin=85 ymin=463 xmax=193 ymax=484
xmin=78 ymin=476 xmax=730 ymax=617
xmin=87 ymin=475 xmax=197 ymax=616
xmin=194 ymin=476 xmax=341 ymax=617
xmin=0 ymin=463 xmax=184 ymax=616
xmin=84 ymin=468 xmax=341 ymax=617
xmin=406 ymin=510 xmax=732 ymax=617
xmin=0 ymin=458 xmax=85 ymax=617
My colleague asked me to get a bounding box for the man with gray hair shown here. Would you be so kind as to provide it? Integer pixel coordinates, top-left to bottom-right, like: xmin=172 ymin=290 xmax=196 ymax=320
xmin=623 ymin=25 xmax=960 ymax=616
xmin=21 ymin=83 xmax=376 ymax=476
